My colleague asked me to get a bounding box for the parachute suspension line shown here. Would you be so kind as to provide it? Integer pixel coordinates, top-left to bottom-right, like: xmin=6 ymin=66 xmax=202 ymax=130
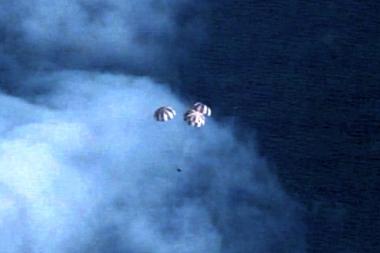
xmin=177 ymin=102 xmax=211 ymax=170
xmin=182 ymin=138 xmax=193 ymax=157
xmin=177 ymin=129 xmax=203 ymax=171
xmin=177 ymin=138 xmax=193 ymax=170
xmin=153 ymin=102 xmax=211 ymax=172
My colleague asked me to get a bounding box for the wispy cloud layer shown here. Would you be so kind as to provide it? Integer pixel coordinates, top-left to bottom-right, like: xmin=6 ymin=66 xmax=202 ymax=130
xmin=0 ymin=1 xmax=304 ymax=252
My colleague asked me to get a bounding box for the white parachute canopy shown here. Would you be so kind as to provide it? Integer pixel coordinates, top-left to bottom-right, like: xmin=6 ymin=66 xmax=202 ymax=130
xmin=154 ymin=106 xmax=176 ymax=122
xmin=192 ymin=102 xmax=211 ymax=117
xmin=184 ymin=109 xmax=206 ymax=127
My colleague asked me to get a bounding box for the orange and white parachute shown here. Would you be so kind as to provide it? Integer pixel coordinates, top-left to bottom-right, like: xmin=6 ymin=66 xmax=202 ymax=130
xmin=184 ymin=109 xmax=205 ymax=127
xmin=154 ymin=106 xmax=176 ymax=122
xmin=192 ymin=102 xmax=211 ymax=117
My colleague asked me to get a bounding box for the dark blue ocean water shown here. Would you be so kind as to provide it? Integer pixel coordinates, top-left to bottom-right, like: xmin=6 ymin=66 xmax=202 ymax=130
xmin=175 ymin=1 xmax=380 ymax=252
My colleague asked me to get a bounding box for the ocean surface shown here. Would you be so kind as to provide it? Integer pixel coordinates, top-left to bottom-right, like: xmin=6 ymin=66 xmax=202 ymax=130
xmin=175 ymin=1 xmax=380 ymax=252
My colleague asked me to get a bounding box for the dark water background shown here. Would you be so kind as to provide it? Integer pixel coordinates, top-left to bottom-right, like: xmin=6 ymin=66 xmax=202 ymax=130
xmin=174 ymin=1 xmax=380 ymax=252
